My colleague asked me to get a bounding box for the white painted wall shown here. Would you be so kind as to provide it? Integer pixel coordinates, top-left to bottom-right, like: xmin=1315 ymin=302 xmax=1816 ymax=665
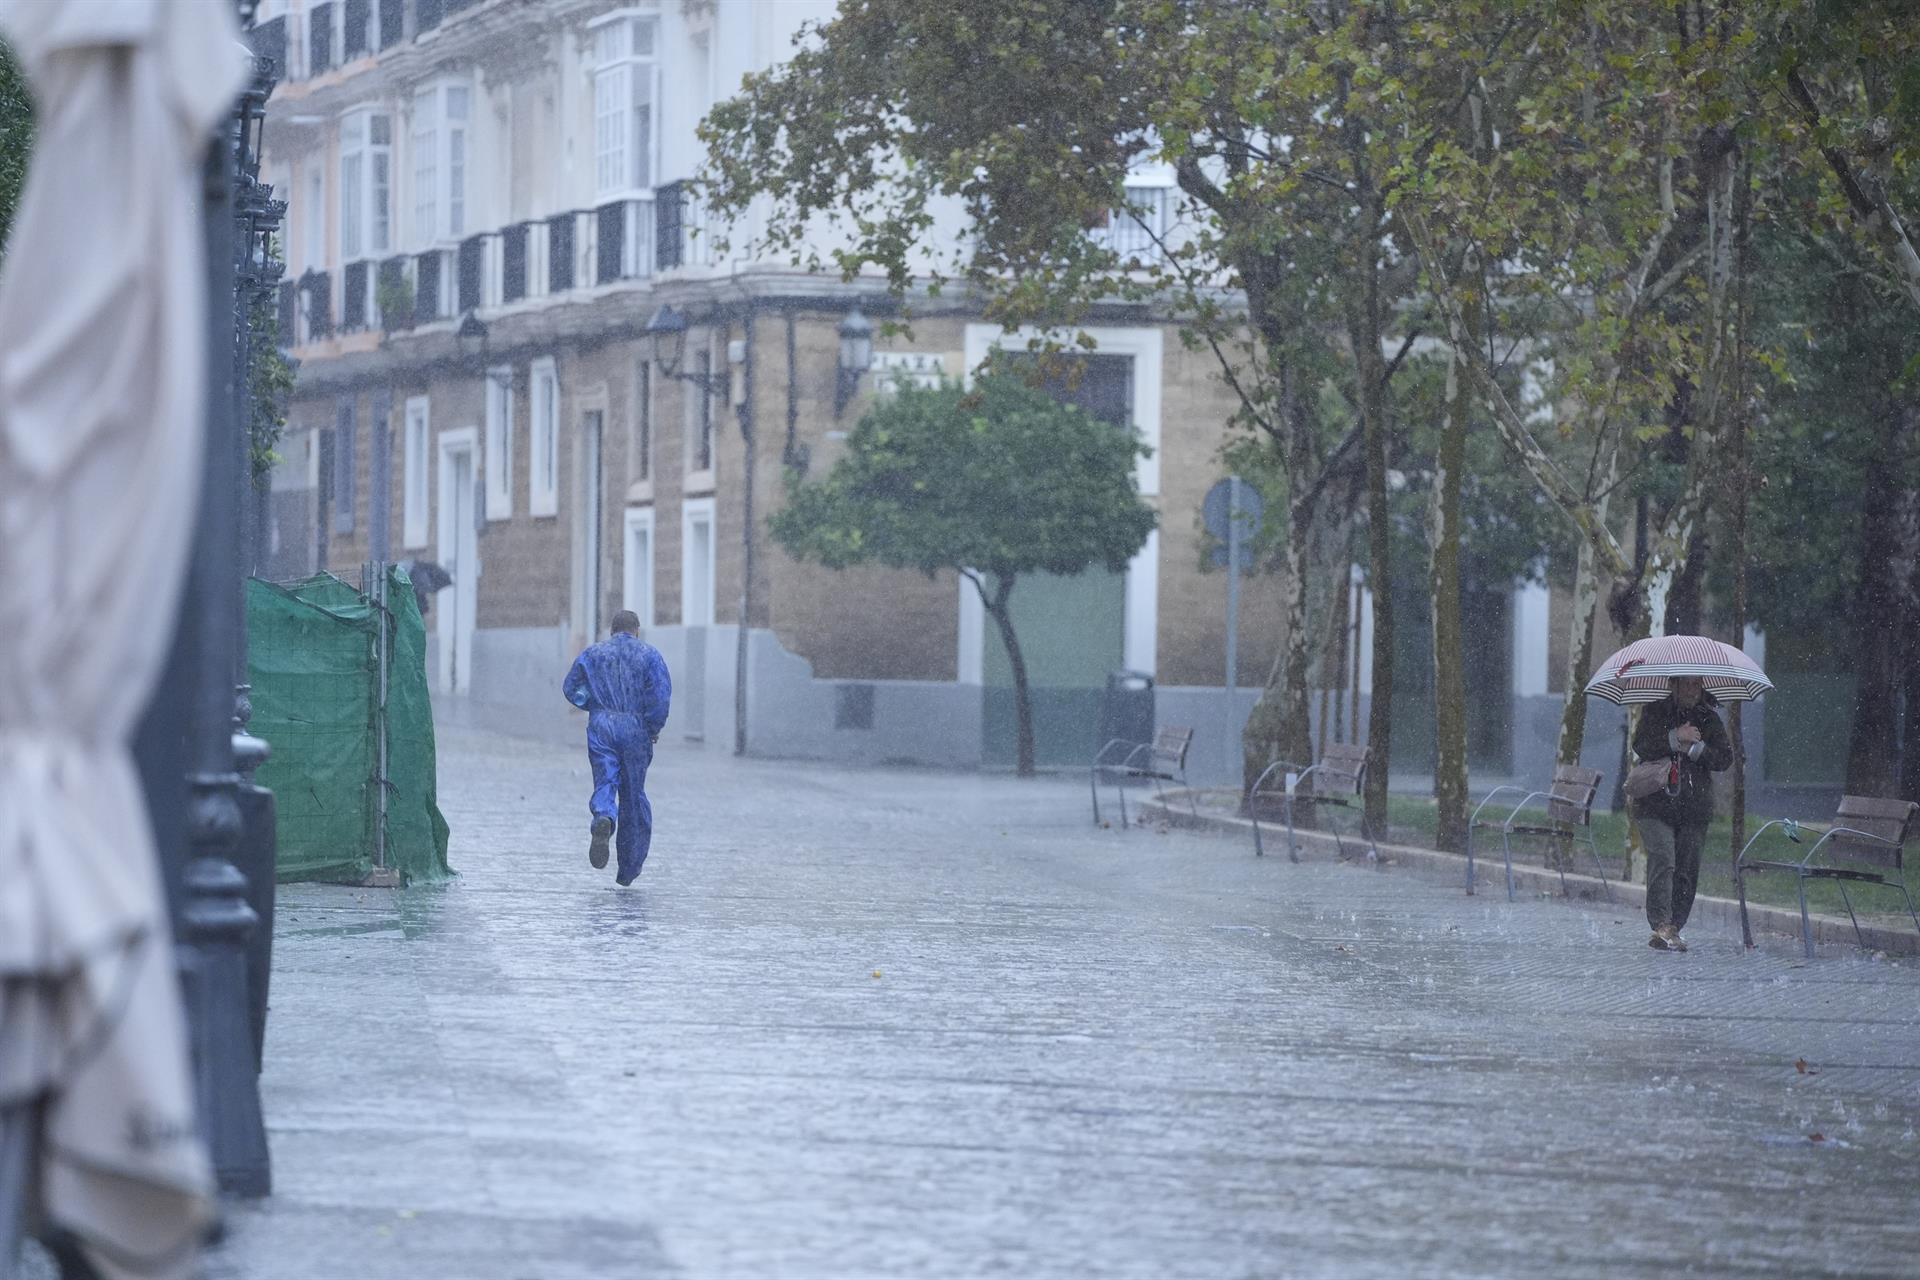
xmin=1513 ymin=578 xmax=1551 ymax=698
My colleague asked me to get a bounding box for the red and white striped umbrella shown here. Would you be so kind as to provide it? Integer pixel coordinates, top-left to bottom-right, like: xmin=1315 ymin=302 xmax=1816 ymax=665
xmin=1584 ymin=634 xmax=1774 ymax=705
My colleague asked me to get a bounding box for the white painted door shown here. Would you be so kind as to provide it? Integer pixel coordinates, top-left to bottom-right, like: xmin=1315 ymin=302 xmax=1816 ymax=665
xmin=682 ymin=498 xmax=715 ymax=627
xmin=437 ymin=430 xmax=479 ymax=694
xmin=623 ymin=507 xmax=654 ymax=627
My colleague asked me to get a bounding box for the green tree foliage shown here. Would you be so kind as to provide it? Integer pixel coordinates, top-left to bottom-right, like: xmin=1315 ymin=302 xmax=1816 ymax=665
xmin=770 ymin=374 xmax=1156 ymax=776
xmin=0 ymin=39 xmax=34 ymax=254
xmin=713 ymin=0 xmax=1920 ymax=804
xmin=1754 ymin=0 xmax=1920 ymax=313
xmin=703 ymin=0 xmax=1428 ymax=813
xmin=249 ymin=292 xmax=294 ymax=480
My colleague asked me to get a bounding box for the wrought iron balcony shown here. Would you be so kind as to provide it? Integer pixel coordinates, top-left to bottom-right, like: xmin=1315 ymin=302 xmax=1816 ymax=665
xmin=287 ymin=186 xmax=731 ymax=351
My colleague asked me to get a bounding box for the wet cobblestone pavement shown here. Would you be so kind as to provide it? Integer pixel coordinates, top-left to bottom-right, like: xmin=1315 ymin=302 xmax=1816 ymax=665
xmin=206 ymin=721 xmax=1920 ymax=1279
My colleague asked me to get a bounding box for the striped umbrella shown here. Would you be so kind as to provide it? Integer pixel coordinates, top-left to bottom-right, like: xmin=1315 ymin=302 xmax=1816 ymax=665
xmin=1584 ymin=634 xmax=1774 ymax=705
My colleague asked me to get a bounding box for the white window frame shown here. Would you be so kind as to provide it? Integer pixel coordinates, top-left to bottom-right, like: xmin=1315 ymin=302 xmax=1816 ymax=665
xmin=622 ymin=506 xmax=655 ymax=628
xmin=959 ymin=323 xmax=1165 ymax=682
xmin=484 ymin=367 xmax=514 ymax=520
xmin=412 ymin=80 xmax=471 ymax=246
xmin=338 ymin=107 xmax=392 ymax=262
xmin=402 ymin=395 xmax=431 ymax=549
xmin=684 ymin=340 xmax=714 ymax=484
xmin=303 ymin=165 xmax=325 ymax=271
xmin=589 ymin=11 xmax=661 ymax=198
xmin=681 ymin=497 xmax=715 ymax=627
xmin=529 ymin=357 xmax=560 ymax=517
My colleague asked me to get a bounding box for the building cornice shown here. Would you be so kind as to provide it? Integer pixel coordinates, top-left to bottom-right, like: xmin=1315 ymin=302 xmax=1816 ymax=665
xmin=283 ymin=266 xmax=1251 ymax=395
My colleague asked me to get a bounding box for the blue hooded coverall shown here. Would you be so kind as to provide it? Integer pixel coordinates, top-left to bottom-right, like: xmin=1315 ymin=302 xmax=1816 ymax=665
xmin=562 ymin=634 xmax=672 ymax=881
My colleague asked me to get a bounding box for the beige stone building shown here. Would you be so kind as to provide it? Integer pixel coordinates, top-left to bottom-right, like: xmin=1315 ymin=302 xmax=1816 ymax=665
xmin=255 ymin=0 xmax=1298 ymax=778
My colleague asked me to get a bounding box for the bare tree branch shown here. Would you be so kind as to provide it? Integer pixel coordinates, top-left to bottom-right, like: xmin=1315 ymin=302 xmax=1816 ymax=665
xmin=1783 ymin=65 xmax=1920 ymax=314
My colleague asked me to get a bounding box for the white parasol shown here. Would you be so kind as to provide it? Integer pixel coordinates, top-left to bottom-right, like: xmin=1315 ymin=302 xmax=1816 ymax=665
xmin=0 ymin=2 xmax=247 ymax=1278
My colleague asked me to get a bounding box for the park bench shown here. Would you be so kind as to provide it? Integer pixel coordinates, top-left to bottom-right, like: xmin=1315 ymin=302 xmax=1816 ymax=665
xmin=1246 ymin=742 xmax=1377 ymax=862
xmin=1090 ymin=725 xmax=1195 ymax=828
xmin=1467 ymin=765 xmax=1609 ymax=903
xmin=1736 ymin=796 xmax=1920 ymax=958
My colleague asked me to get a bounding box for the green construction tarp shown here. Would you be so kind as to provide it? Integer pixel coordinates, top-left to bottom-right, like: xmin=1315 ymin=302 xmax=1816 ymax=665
xmin=247 ymin=568 xmax=453 ymax=884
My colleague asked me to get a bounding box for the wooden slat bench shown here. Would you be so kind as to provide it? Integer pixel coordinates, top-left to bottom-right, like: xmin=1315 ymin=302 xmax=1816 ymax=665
xmin=1467 ymin=765 xmax=1608 ymax=902
xmin=1245 ymin=742 xmax=1377 ymax=862
xmin=1736 ymin=796 xmax=1920 ymax=958
xmin=1090 ymin=725 xmax=1195 ymax=828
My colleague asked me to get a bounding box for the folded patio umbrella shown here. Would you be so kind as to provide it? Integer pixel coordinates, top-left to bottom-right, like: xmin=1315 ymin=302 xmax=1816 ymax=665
xmin=0 ymin=2 xmax=246 ymax=1277
xmin=1584 ymin=633 xmax=1774 ymax=705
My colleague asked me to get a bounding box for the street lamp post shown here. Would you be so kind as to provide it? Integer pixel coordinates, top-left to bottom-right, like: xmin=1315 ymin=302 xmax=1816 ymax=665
xmin=175 ymin=97 xmax=271 ymax=1197
xmin=230 ymin=39 xmax=286 ymax=1075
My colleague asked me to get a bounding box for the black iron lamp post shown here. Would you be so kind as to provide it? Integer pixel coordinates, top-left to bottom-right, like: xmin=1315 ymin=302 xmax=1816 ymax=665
xmin=146 ymin=0 xmax=279 ymax=1203
xmin=175 ymin=96 xmax=271 ymax=1200
xmin=228 ymin=33 xmax=286 ymax=1083
xmin=833 ymin=304 xmax=873 ymax=417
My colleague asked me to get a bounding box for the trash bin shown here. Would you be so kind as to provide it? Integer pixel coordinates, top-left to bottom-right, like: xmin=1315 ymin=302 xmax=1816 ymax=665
xmin=1099 ymin=670 xmax=1155 ymax=752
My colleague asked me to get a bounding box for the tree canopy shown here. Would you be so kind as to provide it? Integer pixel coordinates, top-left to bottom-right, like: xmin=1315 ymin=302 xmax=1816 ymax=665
xmin=715 ymin=0 xmax=1920 ymax=805
xmin=771 ymin=372 xmax=1156 ymax=775
xmin=772 ymin=373 xmax=1155 ymax=582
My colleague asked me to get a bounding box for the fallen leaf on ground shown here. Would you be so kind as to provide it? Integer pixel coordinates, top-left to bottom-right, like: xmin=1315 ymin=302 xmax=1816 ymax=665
xmin=1795 ymin=1058 xmax=1819 ymax=1075
xmin=1808 ymin=1132 xmax=1826 ymax=1143
xmin=872 ymin=970 xmax=884 ymax=979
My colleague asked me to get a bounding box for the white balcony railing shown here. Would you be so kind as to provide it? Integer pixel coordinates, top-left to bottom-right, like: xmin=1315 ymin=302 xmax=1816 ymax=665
xmin=1091 ymin=185 xmax=1175 ymax=262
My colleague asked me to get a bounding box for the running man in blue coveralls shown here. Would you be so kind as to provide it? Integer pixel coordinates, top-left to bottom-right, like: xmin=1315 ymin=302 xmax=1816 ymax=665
xmin=562 ymin=610 xmax=672 ymax=884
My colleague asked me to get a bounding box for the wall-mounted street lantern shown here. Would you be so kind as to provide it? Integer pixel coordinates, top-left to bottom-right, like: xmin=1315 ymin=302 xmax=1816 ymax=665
xmin=834 ymin=305 xmax=873 ymax=417
xmin=645 ymin=302 xmax=690 ymax=378
xmin=455 ymin=309 xmax=489 ymax=372
xmin=646 ymin=303 xmax=730 ymax=396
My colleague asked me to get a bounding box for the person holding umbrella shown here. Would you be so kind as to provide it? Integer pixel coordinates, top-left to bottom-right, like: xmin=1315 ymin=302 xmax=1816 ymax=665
xmin=1631 ymin=675 xmax=1733 ymax=951
xmin=1587 ymin=636 xmax=1771 ymax=952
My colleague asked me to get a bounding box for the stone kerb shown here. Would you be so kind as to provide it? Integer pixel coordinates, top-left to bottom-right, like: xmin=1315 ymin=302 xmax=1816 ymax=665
xmin=1135 ymin=789 xmax=1920 ymax=958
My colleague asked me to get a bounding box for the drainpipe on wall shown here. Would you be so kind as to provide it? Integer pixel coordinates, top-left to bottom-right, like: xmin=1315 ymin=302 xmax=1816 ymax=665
xmin=734 ymin=306 xmax=757 ymax=756
xmin=783 ymin=304 xmax=805 ymax=472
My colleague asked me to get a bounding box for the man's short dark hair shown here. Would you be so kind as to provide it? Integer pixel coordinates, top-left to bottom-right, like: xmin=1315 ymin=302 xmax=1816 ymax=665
xmin=611 ymin=610 xmax=641 ymax=635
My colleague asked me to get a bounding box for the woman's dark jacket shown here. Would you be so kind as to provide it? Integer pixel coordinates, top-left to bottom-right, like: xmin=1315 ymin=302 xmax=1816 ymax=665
xmin=1631 ymin=694 xmax=1733 ymax=828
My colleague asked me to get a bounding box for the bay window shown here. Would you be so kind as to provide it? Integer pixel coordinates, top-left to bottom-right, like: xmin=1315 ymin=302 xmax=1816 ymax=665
xmin=591 ymin=13 xmax=659 ymax=196
xmin=412 ymin=82 xmax=471 ymax=245
xmin=339 ymin=109 xmax=392 ymax=262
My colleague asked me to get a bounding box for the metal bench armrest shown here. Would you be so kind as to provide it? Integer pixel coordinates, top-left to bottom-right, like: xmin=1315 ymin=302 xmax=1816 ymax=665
xmin=1735 ymin=818 xmax=1803 ymax=870
xmin=1092 ymin=738 xmax=1143 ymax=768
xmin=1249 ymin=758 xmax=1311 ymax=800
xmin=1502 ymin=791 xmax=1552 ymax=832
xmin=1470 ymin=785 xmax=1530 ymax=828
